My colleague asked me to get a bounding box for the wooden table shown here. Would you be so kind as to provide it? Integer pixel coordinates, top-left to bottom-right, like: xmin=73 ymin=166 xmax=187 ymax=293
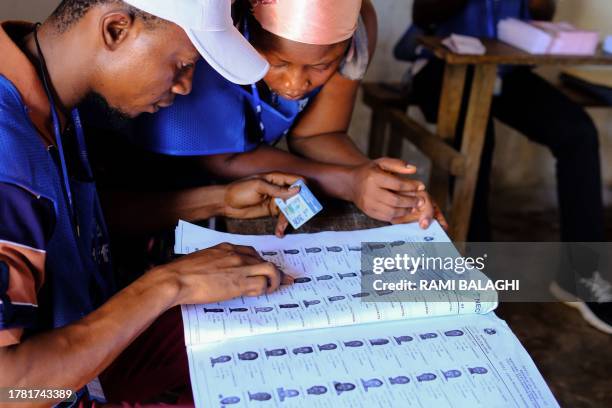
xmin=417 ymin=36 xmax=612 ymax=241
xmin=224 ymin=200 xmax=387 ymax=235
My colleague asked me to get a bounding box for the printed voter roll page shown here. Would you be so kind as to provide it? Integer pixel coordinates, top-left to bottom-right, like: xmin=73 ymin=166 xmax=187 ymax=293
xmin=188 ymin=312 xmax=559 ymax=408
xmin=174 ymin=219 xmax=451 ymax=254
xmin=176 ymin=221 xmax=497 ymax=346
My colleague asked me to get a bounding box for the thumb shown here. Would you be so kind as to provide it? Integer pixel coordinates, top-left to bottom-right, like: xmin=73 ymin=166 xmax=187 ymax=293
xmin=376 ymin=158 xmax=418 ymax=175
xmin=275 ymin=213 xmax=289 ymax=238
xmin=256 ymin=179 xmax=300 ymax=200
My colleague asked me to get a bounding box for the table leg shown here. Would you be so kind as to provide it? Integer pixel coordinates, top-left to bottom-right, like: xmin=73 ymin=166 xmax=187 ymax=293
xmin=450 ymin=64 xmax=497 ymax=241
xmin=386 ymin=115 xmax=404 ymax=159
xmin=431 ymin=64 xmax=468 ymax=215
xmin=429 ymin=166 xmax=450 ymax=214
xmin=437 ymin=64 xmax=468 ymax=142
xmin=367 ymin=109 xmax=388 ymax=159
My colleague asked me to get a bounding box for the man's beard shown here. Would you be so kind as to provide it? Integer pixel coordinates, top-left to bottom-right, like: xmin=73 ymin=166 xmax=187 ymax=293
xmin=80 ymin=91 xmax=132 ymax=128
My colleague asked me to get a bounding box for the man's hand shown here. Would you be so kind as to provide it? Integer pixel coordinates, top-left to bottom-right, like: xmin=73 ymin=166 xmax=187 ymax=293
xmin=157 ymin=243 xmax=293 ymax=306
xmin=0 ymin=243 xmax=292 ymax=395
xmin=223 ymin=172 xmax=303 ymax=237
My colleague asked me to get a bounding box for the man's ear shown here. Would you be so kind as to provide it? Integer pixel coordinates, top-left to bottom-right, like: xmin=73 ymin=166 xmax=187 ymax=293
xmin=101 ymin=11 xmax=136 ymax=50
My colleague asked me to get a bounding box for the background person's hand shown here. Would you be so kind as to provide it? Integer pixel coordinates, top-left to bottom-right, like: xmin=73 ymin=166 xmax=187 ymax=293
xmin=223 ymin=172 xmax=304 ymax=236
xmin=348 ymin=158 xmax=427 ymax=222
xmin=156 ymin=243 xmax=293 ymax=306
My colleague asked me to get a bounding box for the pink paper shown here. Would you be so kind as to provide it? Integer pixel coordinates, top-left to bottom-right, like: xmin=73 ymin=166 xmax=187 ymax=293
xmin=498 ymin=19 xmax=600 ymax=56
xmin=532 ymin=21 xmax=599 ymax=55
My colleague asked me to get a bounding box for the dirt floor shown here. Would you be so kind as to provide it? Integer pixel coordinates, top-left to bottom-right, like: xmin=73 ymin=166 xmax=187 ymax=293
xmin=491 ymin=205 xmax=612 ymax=407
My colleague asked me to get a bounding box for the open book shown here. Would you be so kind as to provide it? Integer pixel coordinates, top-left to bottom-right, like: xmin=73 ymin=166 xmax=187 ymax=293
xmin=175 ymin=221 xmax=558 ymax=407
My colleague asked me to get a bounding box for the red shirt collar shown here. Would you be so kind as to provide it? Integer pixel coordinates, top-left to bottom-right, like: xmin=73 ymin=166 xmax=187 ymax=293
xmin=0 ymin=21 xmax=58 ymax=147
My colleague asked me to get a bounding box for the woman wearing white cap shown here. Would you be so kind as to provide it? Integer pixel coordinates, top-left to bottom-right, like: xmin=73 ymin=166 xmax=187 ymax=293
xmin=133 ymin=0 xmax=447 ymax=236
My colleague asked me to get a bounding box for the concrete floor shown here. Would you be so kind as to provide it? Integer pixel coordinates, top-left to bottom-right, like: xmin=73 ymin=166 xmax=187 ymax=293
xmin=491 ymin=203 xmax=612 ymax=407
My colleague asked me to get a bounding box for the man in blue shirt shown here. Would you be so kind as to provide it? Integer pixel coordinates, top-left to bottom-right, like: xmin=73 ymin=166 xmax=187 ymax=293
xmin=396 ymin=0 xmax=611 ymax=334
xmin=0 ymin=0 xmax=301 ymax=405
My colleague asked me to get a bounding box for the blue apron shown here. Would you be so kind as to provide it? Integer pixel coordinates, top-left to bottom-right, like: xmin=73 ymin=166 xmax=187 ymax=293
xmin=132 ymin=59 xmax=321 ymax=156
xmin=0 ymin=75 xmax=115 ymax=333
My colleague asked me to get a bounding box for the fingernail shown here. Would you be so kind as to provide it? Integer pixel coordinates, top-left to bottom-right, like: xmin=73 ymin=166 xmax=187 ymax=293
xmin=280 ymin=270 xmax=294 ymax=284
xmin=418 ymin=198 xmax=425 ymax=207
xmin=420 ymin=219 xmax=430 ymax=229
xmin=418 ymin=184 xmax=426 ymax=191
xmin=406 ymin=164 xmax=417 ymax=170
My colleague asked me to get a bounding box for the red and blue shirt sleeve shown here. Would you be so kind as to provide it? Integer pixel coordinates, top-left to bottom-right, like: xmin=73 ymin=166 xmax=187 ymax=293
xmin=0 ymin=182 xmax=55 ymax=347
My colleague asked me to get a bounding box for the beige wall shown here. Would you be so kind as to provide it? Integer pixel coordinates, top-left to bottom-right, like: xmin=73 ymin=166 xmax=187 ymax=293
xmin=557 ymin=0 xmax=612 ymax=35
xmin=1 ymin=0 xmax=59 ymax=20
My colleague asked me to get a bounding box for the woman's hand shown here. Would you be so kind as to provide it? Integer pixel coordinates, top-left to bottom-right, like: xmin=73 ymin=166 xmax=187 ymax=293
xmin=348 ymin=158 xmax=425 ymax=220
xmin=348 ymin=157 xmax=448 ymax=229
xmin=390 ymin=191 xmax=449 ymax=230
xmin=223 ymin=172 xmax=303 ymax=236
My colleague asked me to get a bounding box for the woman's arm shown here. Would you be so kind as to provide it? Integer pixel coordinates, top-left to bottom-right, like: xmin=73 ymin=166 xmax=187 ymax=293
xmin=199 ymin=146 xmax=357 ymax=201
xmin=288 ymin=73 xmax=367 ymax=166
xmin=200 ymin=149 xmax=429 ymax=225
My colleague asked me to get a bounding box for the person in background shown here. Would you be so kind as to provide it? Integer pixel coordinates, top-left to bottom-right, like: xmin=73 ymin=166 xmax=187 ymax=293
xmin=124 ymin=0 xmax=447 ymax=237
xmin=0 ymin=0 xmax=301 ymax=405
xmin=395 ymin=0 xmax=611 ymax=334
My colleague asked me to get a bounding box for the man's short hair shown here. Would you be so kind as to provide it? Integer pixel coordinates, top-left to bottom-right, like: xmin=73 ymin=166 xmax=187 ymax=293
xmin=51 ymin=0 xmax=161 ymax=33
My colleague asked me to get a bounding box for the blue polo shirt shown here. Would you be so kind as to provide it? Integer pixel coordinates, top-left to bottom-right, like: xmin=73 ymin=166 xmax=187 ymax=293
xmin=0 ymin=21 xmax=114 ymax=350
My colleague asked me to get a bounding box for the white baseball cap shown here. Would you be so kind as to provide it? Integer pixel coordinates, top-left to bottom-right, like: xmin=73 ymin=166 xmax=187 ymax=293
xmin=123 ymin=0 xmax=269 ymax=84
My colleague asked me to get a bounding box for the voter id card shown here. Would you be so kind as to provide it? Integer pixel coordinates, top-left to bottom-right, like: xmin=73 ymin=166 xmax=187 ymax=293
xmin=275 ymin=179 xmax=322 ymax=229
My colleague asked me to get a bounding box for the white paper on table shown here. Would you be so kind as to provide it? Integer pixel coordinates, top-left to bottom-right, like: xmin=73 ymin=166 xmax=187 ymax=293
xmin=498 ymin=19 xmax=599 ymax=56
xmin=176 ymin=221 xmax=497 ymax=346
xmin=175 ymin=219 xmax=452 ymax=255
xmin=498 ymin=18 xmax=553 ymax=54
xmin=442 ymin=34 xmax=486 ymax=55
xmin=188 ymin=312 xmax=559 ymax=408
